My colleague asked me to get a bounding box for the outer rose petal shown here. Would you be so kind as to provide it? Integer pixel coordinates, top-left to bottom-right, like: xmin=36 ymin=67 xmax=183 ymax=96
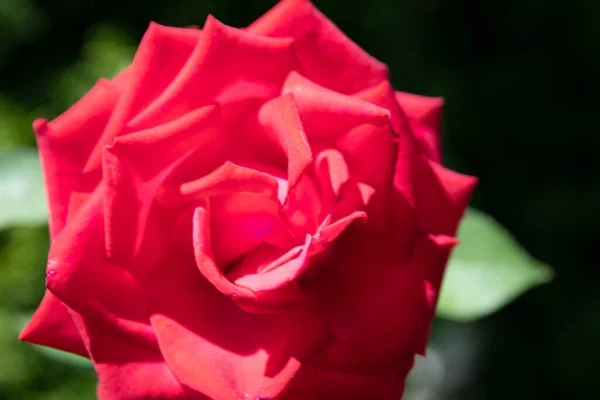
xmin=146 ymin=251 xmax=330 ymax=400
xmin=19 ymin=290 xmax=88 ymax=357
xmin=412 ymin=155 xmax=478 ymax=236
xmin=68 ymin=311 xmax=201 ymax=400
xmin=45 ymin=190 xmax=198 ymax=399
xmin=391 ymin=87 xmax=477 ymax=241
xmin=33 ymin=78 xmax=120 ymax=237
xmin=248 ymin=0 xmax=388 ymax=93
xmin=297 ymin=228 xmax=457 ymax=398
xmin=395 ymin=91 xmax=445 ymax=163
xmin=45 ymin=189 xmax=157 ymax=349
xmin=111 ymin=65 xmax=132 ymax=91
xmin=320 ymin=230 xmax=452 ymax=366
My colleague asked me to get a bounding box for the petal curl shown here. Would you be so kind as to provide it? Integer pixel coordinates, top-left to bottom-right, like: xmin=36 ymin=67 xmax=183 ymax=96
xmin=281 ymin=71 xmax=391 ymax=138
xmin=258 ymin=93 xmax=311 ymax=189
xmin=157 ymin=161 xmax=279 ymax=208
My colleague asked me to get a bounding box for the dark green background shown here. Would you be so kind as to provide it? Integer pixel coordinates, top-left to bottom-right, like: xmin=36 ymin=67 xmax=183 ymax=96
xmin=0 ymin=0 xmax=598 ymax=399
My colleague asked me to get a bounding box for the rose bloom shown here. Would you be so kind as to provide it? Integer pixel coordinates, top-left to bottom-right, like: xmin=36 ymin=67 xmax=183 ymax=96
xmin=20 ymin=0 xmax=476 ymax=399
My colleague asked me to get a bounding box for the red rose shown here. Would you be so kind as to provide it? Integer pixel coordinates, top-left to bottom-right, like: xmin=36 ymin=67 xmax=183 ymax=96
xmin=20 ymin=0 xmax=476 ymax=399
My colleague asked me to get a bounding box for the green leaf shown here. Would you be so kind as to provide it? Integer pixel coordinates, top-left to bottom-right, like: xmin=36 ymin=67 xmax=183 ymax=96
xmin=0 ymin=148 xmax=48 ymax=229
xmin=436 ymin=208 xmax=553 ymax=321
xmin=32 ymin=345 xmax=95 ymax=372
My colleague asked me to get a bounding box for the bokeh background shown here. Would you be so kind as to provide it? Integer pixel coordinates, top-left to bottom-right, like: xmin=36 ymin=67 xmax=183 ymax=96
xmin=0 ymin=0 xmax=598 ymax=399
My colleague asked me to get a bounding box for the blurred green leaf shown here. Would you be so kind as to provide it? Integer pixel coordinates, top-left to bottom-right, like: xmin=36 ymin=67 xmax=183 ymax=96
xmin=0 ymin=148 xmax=48 ymax=229
xmin=53 ymin=24 xmax=134 ymax=111
xmin=32 ymin=346 xmax=95 ymax=372
xmin=436 ymin=208 xmax=553 ymax=321
xmin=0 ymin=311 xmax=33 ymax=385
xmin=0 ymin=97 xmax=38 ymax=148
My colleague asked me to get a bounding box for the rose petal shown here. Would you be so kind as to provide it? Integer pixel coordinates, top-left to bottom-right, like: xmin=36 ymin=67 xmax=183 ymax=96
xmin=336 ymin=80 xmax=403 ymax=231
xmin=248 ymin=0 xmax=388 ymax=93
xmin=84 ymin=24 xmax=202 ymax=172
xmin=390 ymin=120 xmax=419 ymax=246
xmin=102 ymin=105 xmax=222 ymax=270
xmin=282 ymin=173 xmax=322 ymax=240
xmin=412 ymin=155 xmax=478 ymax=236
xmin=33 ymin=78 xmax=120 ymax=237
xmin=19 ymin=290 xmax=88 ymax=357
xmin=282 ymin=71 xmax=391 ymax=138
xmin=286 ymin=360 xmax=412 ymax=399
xmin=129 ymin=15 xmax=297 ymax=130
xmin=258 ymin=93 xmax=325 ymax=238
xmin=45 ymin=189 xmax=157 ymax=350
xmin=354 ymin=80 xmax=409 ymax=135
xmin=157 ymin=161 xmax=279 ymax=208
xmin=111 ymin=65 xmax=132 ymax=91
xmin=258 ymin=93 xmax=312 ymax=189
xmin=314 ymin=149 xmax=350 ymax=216
xmin=147 ymin=250 xmax=330 ymax=400
xmin=319 ymin=210 xmax=367 ymax=242
xmin=210 ymin=193 xmax=296 ymax=267
xmin=110 ymin=104 xmax=220 ymax=179
xmin=230 ymin=235 xmax=311 ymax=293
xmin=193 ymin=206 xmax=304 ymax=313
xmin=396 ymin=91 xmax=445 ymax=163
xmin=310 ymin=227 xmax=457 ymax=382
xmin=67 ymin=311 xmax=200 ymax=400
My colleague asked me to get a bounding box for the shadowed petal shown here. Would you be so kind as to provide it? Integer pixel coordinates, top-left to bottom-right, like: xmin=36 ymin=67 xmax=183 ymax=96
xmin=67 ymin=311 xmax=201 ymax=400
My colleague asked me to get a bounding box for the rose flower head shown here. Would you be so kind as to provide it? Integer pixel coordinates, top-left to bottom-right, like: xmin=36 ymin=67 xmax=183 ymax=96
xmin=20 ymin=0 xmax=477 ymax=399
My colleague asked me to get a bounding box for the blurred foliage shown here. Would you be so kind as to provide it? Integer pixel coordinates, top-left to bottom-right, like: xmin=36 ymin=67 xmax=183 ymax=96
xmin=438 ymin=208 xmax=553 ymax=321
xmin=0 ymin=0 xmax=598 ymax=399
xmin=0 ymin=149 xmax=47 ymax=229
